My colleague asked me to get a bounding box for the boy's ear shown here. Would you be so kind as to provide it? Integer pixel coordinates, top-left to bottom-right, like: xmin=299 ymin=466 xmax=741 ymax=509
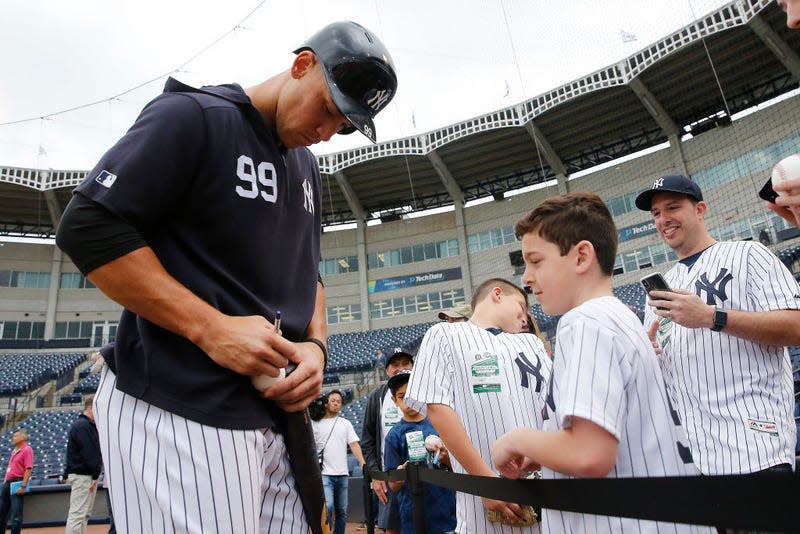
xmin=574 ymin=240 xmax=597 ymax=275
xmin=491 ymin=286 xmax=503 ymax=303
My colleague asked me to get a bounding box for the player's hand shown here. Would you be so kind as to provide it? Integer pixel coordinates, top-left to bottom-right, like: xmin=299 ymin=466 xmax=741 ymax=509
xmin=648 ymin=289 xmax=714 ymax=329
xmin=262 ymin=340 xmax=324 ymax=412
xmin=482 ymin=497 xmax=527 ymax=523
xmin=371 ymin=479 xmax=389 ymax=504
xmin=647 ymin=320 xmax=662 ymax=355
xmin=396 ymin=461 xmax=409 ymax=470
xmin=195 ymin=314 xmax=290 ymax=376
xmin=766 ymin=200 xmax=800 ymax=228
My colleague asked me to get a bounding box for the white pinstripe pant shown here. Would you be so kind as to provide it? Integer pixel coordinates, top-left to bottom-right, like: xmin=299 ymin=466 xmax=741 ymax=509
xmin=95 ymin=366 xmax=309 ymax=534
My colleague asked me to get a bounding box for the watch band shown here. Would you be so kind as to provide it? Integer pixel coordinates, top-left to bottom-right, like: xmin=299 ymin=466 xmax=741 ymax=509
xmin=711 ymin=308 xmax=727 ymax=332
xmin=306 ymin=337 xmax=328 ymax=369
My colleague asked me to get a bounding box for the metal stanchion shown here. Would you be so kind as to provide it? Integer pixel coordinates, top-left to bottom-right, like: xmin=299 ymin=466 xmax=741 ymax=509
xmin=364 ymin=469 xmax=375 ymax=534
xmin=407 ymin=462 xmax=426 ymax=534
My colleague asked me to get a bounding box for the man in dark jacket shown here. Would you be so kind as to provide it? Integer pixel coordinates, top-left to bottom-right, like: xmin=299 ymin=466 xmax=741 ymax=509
xmin=64 ymin=394 xmax=102 ymax=534
xmin=361 ymin=348 xmax=413 ymax=533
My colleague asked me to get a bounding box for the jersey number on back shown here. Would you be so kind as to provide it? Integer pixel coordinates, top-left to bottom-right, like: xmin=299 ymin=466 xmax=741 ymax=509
xmin=235 ymin=155 xmax=277 ymax=203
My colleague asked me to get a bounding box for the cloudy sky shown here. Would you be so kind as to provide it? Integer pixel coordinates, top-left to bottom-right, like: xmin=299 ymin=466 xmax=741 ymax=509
xmin=0 ymin=0 xmax=728 ymax=170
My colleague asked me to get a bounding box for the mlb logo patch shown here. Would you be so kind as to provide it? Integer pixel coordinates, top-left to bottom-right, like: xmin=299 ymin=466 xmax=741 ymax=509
xmin=95 ymin=170 xmax=117 ymax=188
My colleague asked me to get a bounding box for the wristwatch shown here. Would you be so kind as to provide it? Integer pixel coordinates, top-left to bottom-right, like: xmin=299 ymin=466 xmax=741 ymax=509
xmin=711 ymin=308 xmax=727 ymax=332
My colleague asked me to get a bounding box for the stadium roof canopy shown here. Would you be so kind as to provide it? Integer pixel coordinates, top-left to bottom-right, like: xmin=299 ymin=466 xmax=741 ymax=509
xmin=1 ymin=0 xmax=798 ymax=237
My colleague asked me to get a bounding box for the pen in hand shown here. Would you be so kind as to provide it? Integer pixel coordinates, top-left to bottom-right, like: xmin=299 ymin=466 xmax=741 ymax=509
xmin=273 ymin=310 xmax=297 ymax=376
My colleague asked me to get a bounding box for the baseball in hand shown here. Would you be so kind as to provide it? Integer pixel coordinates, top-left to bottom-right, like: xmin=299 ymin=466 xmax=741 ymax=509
xmin=771 ymin=154 xmax=800 ymax=197
xmin=252 ymin=367 xmax=286 ymax=392
xmin=424 ymin=434 xmax=444 ymax=451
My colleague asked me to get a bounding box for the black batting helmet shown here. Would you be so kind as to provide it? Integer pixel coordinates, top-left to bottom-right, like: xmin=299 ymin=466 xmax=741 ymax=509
xmin=294 ymin=21 xmax=398 ymax=143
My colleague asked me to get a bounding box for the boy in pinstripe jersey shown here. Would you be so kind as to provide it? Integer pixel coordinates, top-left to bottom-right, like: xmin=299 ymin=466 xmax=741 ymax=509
xmin=492 ymin=192 xmax=710 ymax=533
xmin=636 ymin=175 xmax=800 ymax=483
xmin=404 ymin=278 xmax=550 ymax=533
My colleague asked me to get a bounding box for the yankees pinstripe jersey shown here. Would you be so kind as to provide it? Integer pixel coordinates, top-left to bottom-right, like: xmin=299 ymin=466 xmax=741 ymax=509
xmin=543 ymin=296 xmax=710 ymax=534
xmin=404 ymin=322 xmax=551 ymax=534
xmin=644 ymin=241 xmax=799 ymax=475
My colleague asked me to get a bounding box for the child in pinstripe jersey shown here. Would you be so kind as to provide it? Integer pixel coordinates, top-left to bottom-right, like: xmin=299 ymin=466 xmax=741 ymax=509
xmin=493 ymin=192 xmax=711 ymax=534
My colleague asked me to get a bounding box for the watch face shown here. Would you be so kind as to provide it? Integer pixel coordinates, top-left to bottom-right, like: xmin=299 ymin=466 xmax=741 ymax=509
xmin=713 ymin=309 xmax=727 ymax=331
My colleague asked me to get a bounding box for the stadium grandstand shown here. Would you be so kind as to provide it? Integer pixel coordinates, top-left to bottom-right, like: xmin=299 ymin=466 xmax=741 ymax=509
xmin=0 ymin=0 xmax=798 ymax=526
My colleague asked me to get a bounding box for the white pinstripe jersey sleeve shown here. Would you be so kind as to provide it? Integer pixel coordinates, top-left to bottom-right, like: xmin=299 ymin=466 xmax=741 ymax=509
xmin=644 ymin=241 xmax=798 ymax=476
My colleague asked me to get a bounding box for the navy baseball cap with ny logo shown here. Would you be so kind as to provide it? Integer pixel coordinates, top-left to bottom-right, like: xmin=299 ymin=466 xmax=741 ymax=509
xmin=635 ymin=174 xmax=704 ymax=211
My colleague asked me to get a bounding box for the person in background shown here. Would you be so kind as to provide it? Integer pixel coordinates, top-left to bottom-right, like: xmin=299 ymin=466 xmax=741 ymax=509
xmin=312 ymin=390 xmax=366 ymax=534
xmin=0 ymin=428 xmax=33 ymax=534
xmin=65 ymin=394 xmax=102 ymax=534
xmin=383 ymin=370 xmax=455 ymax=534
xmin=437 ymin=303 xmax=472 ymax=323
xmin=361 ymin=349 xmax=414 ymax=534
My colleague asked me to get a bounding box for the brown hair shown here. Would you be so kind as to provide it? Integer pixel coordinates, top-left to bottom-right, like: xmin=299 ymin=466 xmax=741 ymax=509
xmin=514 ymin=192 xmax=618 ymax=276
xmin=471 ymin=278 xmax=528 ymax=310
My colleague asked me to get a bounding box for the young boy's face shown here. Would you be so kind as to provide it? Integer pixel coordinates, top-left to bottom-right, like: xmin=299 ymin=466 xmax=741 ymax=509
xmin=391 ymin=383 xmax=420 ymax=419
xmin=521 ymin=231 xmax=574 ymax=316
xmin=493 ymin=289 xmax=529 ymax=334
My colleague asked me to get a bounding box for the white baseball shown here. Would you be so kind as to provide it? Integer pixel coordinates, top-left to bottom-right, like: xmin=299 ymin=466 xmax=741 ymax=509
xmin=424 ymin=434 xmax=443 ymax=451
xmin=251 ymin=367 xmax=286 ymax=392
xmin=771 ymin=154 xmax=800 ymax=197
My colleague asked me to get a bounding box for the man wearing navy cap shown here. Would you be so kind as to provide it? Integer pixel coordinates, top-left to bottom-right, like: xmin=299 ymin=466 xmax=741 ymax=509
xmin=361 ymin=348 xmax=414 ymax=534
xmin=637 ymin=175 xmax=800 ymax=485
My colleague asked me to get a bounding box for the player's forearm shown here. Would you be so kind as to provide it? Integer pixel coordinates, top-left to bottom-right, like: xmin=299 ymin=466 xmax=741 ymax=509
xmin=306 ymin=281 xmax=327 ymax=343
xmin=427 ymin=404 xmax=495 ymax=477
xmin=86 ymin=247 xmax=224 ymax=345
xmin=724 ymin=309 xmax=800 ymax=346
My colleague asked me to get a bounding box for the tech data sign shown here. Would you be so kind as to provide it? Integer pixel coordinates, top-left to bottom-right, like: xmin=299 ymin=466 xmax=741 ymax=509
xmin=368 ymin=267 xmax=462 ymax=294
xmin=618 ymin=221 xmax=657 ymax=243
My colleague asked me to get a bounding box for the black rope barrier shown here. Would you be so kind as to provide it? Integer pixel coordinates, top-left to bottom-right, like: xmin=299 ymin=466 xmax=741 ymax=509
xmin=368 ymin=466 xmax=800 ymax=531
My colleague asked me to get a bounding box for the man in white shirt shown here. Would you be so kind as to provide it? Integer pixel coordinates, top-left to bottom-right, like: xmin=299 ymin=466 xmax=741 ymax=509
xmin=312 ymin=390 xmax=365 ymax=534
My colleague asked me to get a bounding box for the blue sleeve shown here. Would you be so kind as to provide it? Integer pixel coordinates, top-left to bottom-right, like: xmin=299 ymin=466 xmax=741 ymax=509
xmin=383 ymin=428 xmax=404 ymax=471
xmin=74 ymin=92 xmax=206 ymax=233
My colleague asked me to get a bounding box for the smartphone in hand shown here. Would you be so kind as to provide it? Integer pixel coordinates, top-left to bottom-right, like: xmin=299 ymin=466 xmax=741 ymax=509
xmin=640 ymin=273 xmax=672 ymax=310
xmin=758 ymin=176 xmax=778 ymax=204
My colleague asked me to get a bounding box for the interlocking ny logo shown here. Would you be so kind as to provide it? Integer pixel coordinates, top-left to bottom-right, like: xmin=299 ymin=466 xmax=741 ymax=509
xmin=366 ymin=89 xmax=391 ymax=112
xmin=653 ymin=177 xmax=664 ymax=189
xmin=695 ymin=268 xmax=733 ymax=305
xmin=514 ymin=352 xmax=545 ymax=392
xmin=302 ymin=179 xmax=314 ymax=215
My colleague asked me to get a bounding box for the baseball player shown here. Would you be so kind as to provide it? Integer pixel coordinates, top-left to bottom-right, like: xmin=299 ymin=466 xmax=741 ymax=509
xmin=492 ymin=192 xmax=711 ymax=533
xmin=55 ymin=21 xmax=397 ymax=534
xmin=404 ymin=278 xmax=551 ymax=534
xmin=636 ymin=175 xmax=800 ymax=478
